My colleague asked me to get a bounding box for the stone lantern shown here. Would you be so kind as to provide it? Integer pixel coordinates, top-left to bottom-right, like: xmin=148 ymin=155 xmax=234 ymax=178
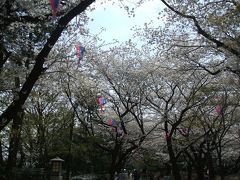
xmin=50 ymin=157 xmax=64 ymax=180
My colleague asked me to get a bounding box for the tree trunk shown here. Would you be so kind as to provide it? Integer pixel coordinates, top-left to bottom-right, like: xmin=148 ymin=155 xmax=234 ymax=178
xmin=208 ymin=156 xmax=214 ymax=180
xmin=189 ymin=146 xmax=206 ymax=180
xmin=193 ymin=155 xmax=205 ymax=180
xmin=171 ymin=158 xmax=181 ymax=180
xmin=0 ymin=136 xmax=3 ymax=166
xmin=0 ymin=39 xmax=11 ymax=70
xmin=195 ymin=165 xmax=205 ymax=180
xmin=5 ymin=109 xmax=24 ymax=180
xmin=187 ymin=162 xmax=192 ymax=180
xmin=18 ymin=144 xmax=25 ymax=168
xmin=207 ymin=144 xmax=215 ymax=180
xmin=219 ymin=163 xmax=225 ymax=180
xmin=38 ymin=125 xmax=45 ymax=167
xmin=66 ymin=112 xmax=75 ymax=180
xmin=109 ymin=171 xmax=116 ymax=180
xmin=217 ymin=145 xmax=225 ymax=180
xmin=6 ymin=76 xmax=24 ymax=180
xmin=166 ymin=136 xmax=181 ymax=180
xmin=109 ymin=142 xmax=124 ymax=180
xmin=109 ymin=154 xmax=119 ymax=180
xmin=109 ymin=159 xmax=119 ymax=180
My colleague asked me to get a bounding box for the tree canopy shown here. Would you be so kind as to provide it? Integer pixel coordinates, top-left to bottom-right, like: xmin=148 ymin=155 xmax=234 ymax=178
xmin=0 ymin=0 xmax=240 ymax=180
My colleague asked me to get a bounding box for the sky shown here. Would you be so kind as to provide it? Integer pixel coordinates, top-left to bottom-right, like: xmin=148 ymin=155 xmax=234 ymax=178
xmin=87 ymin=0 xmax=164 ymax=43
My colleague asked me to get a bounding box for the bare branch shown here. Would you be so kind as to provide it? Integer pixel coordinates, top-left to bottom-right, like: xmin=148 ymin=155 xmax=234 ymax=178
xmin=160 ymin=0 xmax=240 ymax=58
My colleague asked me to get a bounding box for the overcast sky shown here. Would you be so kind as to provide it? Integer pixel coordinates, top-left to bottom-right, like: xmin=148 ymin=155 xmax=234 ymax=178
xmin=87 ymin=0 xmax=164 ymax=43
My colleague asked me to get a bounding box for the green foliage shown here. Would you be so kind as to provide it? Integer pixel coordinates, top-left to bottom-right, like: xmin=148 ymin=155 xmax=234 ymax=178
xmin=48 ymin=130 xmax=111 ymax=175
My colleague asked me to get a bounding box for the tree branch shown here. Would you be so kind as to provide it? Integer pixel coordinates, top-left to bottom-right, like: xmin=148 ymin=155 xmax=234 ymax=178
xmin=0 ymin=0 xmax=95 ymax=131
xmin=160 ymin=0 xmax=240 ymax=58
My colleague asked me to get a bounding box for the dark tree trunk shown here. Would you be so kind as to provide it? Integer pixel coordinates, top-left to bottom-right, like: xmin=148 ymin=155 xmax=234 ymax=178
xmin=166 ymin=138 xmax=181 ymax=180
xmin=208 ymin=156 xmax=215 ymax=180
xmin=109 ymin=142 xmax=127 ymax=180
xmin=109 ymin=149 xmax=119 ymax=180
xmin=109 ymin=169 xmax=116 ymax=180
xmin=0 ymin=38 xmax=11 ymax=71
xmin=38 ymin=125 xmax=45 ymax=167
xmin=109 ymin=158 xmax=119 ymax=180
xmin=66 ymin=112 xmax=75 ymax=180
xmin=5 ymin=109 xmax=24 ymax=180
xmin=217 ymin=143 xmax=225 ymax=180
xmin=18 ymin=144 xmax=25 ymax=168
xmin=165 ymin=119 xmax=181 ymax=180
xmin=207 ymin=144 xmax=215 ymax=180
xmin=189 ymin=144 xmax=207 ymax=180
xmin=0 ymin=136 xmax=3 ymax=165
xmin=6 ymin=77 xmax=24 ymax=180
xmin=193 ymin=155 xmax=205 ymax=180
xmin=219 ymin=163 xmax=225 ymax=180
xmin=187 ymin=162 xmax=192 ymax=180
xmin=195 ymin=165 xmax=205 ymax=180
